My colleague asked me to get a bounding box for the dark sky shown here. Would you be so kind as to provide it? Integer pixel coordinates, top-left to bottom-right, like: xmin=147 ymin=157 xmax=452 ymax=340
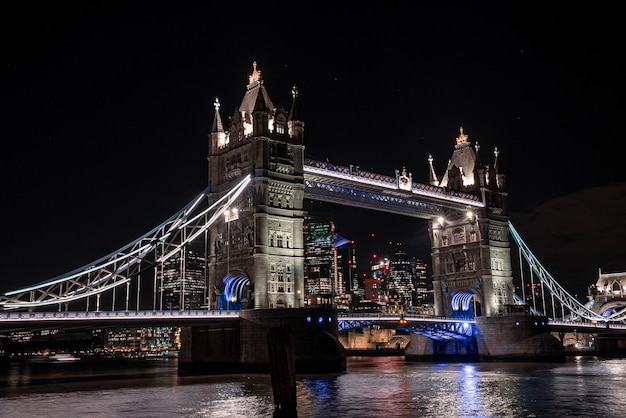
xmin=3 ymin=3 xmax=624 ymax=299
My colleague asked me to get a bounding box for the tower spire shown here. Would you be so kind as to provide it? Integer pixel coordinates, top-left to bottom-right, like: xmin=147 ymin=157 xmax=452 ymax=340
xmin=428 ymin=154 xmax=439 ymax=186
xmin=210 ymin=97 xmax=228 ymax=149
xmin=248 ymin=61 xmax=262 ymax=86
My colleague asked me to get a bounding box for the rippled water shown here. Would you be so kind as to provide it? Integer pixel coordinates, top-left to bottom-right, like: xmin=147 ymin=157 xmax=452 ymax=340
xmin=1 ymin=356 xmax=625 ymax=417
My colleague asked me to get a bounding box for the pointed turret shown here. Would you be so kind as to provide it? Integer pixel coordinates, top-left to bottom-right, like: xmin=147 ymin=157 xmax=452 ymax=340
xmin=209 ymin=97 xmax=228 ymax=153
xmin=473 ymin=141 xmax=486 ymax=188
xmin=493 ymin=147 xmax=506 ymax=190
xmin=428 ymin=154 xmax=439 ymax=186
xmin=288 ymin=85 xmax=304 ymax=143
xmin=252 ymin=79 xmax=270 ymax=136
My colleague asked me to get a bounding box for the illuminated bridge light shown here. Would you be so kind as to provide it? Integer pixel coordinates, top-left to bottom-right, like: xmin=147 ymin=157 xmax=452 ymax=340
xmin=307 ymin=316 xmax=311 ymax=323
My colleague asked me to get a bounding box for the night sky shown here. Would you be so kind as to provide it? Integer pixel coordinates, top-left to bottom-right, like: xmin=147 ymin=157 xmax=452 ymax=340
xmin=3 ymin=3 xmax=624 ymax=299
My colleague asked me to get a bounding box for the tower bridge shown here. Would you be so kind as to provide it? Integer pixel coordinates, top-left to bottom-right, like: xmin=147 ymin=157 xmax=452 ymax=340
xmin=2 ymin=62 xmax=626 ymax=370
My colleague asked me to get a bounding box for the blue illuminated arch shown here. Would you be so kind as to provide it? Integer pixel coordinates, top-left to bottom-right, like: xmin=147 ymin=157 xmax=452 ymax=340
xmin=222 ymin=269 xmax=250 ymax=305
xmin=451 ymin=289 xmax=480 ymax=319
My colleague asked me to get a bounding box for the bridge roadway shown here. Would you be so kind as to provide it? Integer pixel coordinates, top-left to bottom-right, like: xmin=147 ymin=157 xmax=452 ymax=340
xmin=2 ymin=310 xmax=626 ymax=336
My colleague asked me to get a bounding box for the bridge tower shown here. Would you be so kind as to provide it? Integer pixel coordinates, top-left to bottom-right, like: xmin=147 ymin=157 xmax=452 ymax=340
xmin=206 ymin=62 xmax=306 ymax=310
xmin=428 ymin=128 xmax=513 ymax=317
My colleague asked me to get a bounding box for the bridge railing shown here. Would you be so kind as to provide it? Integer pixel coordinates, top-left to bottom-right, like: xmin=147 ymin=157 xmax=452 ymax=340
xmin=304 ymin=158 xmax=483 ymax=206
xmin=0 ymin=309 xmax=240 ymax=323
xmin=338 ymin=312 xmax=475 ymax=323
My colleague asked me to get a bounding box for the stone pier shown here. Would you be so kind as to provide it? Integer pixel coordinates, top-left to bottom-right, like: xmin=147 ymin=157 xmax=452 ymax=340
xmin=405 ymin=314 xmax=565 ymax=362
xmin=178 ymin=308 xmax=346 ymax=375
xmin=475 ymin=315 xmax=565 ymax=361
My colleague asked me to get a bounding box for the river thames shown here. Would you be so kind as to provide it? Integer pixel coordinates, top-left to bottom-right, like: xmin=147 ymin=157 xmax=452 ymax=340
xmin=1 ymin=355 xmax=625 ymax=417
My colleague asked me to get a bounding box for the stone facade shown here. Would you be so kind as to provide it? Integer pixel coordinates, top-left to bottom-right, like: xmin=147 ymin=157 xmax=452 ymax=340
xmin=429 ymin=128 xmax=514 ymax=318
xmin=206 ymin=63 xmax=305 ymax=311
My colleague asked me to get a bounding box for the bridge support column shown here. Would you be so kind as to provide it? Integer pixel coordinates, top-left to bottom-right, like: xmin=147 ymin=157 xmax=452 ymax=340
xmin=240 ymin=308 xmax=346 ymax=373
xmin=179 ymin=308 xmax=347 ymax=375
xmin=404 ymin=334 xmax=435 ymax=361
xmin=178 ymin=320 xmax=241 ymax=375
xmin=405 ymin=334 xmax=479 ymax=362
xmin=475 ymin=315 xmax=565 ymax=361
xmin=594 ymin=334 xmax=626 ymax=356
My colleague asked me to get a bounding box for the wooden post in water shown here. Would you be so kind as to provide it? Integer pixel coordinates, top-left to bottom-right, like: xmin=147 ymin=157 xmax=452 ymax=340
xmin=267 ymin=324 xmax=297 ymax=417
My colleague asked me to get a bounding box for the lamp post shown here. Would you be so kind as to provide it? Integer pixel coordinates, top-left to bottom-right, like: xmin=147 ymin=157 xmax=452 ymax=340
xmin=225 ymin=207 xmax=238 ymax=310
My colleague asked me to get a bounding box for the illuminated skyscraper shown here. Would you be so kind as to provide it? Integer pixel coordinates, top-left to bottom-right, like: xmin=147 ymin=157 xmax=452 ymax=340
xmin=387 ymin=242 xmax=414 ymax=309
xmin=161 ymin=249 xmax=207 ymax=310
xmin=303 ymin=214 xmax=335 ymax=307
xmin=303 ymin=214 xmax=354 ymax=308
xmin=412 ymin=258 xmax=434 ymax=308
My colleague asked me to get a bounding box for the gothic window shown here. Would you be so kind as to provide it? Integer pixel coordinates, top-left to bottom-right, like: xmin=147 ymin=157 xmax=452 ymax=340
xmin=270 ymin=263 xmax=276 ymax=273
xmin=277 ymin=265 xmax=285 ymax=282
xmin=442 ymin=236 xmax=449 ymax=246
xmin=469 ymin=230 xmax=477 ymax=242
xmin=278 ymin=286 xmax=284 ymax=293
xmin=445 ymin=256 xmax=454 ymax=274
xmin=491 ymin=257 xmax=504 ymax=271
xmin=467 ymin=251 xmax=476 ymax=271
xmin=453 ymin=228 xmax=465 ymax=244
xmin=246 ymin=228 xmax=253 ymax=247
xmin=489 ymin=228 xmax=503 ymax=241
xmin=613 ymin=281 xmax=621 ymax=292
xmin=270 ymin=233 xmax=275 ymax=247
xmin=277 ymin=234 xmax=283 ymax=248
xmin=285 ymin=235 xmax=290 ymax=248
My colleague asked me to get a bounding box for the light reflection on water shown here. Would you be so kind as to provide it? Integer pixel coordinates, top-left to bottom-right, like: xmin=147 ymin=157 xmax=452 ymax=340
xmin=1 ymin=356 xmax=625 ymax=417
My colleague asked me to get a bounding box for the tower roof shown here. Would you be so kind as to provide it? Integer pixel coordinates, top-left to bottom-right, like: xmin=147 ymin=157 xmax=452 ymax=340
xmin=438 ymin=127 xmax=478 ymax=189
xmin=238 ymin=61 xmax=275 ymax=119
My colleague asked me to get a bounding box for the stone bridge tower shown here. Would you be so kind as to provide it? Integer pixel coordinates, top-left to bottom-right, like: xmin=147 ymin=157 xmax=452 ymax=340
xmin=428 ymin=128 xmax=513 ymax=318
xmin=206 ymin=62 xmax=305 ymax=310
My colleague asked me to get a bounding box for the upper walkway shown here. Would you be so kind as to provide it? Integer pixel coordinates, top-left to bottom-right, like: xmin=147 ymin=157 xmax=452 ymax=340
xmin=303 ymin=159 xmax=483 ymax=218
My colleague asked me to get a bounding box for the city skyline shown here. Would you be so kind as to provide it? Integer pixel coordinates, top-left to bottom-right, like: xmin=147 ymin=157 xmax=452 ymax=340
xmin=3 ymin=3 xmax=624 ymax=300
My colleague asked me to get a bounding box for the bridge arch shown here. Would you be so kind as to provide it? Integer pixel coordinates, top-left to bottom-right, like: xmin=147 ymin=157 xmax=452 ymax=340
xmin=451 ymin=288 xmax=482 ymax=319
xmin=221 ymin=269 xmax=251 ymax=310
xmin=596 ymin=300 xmax=626 ymax=318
